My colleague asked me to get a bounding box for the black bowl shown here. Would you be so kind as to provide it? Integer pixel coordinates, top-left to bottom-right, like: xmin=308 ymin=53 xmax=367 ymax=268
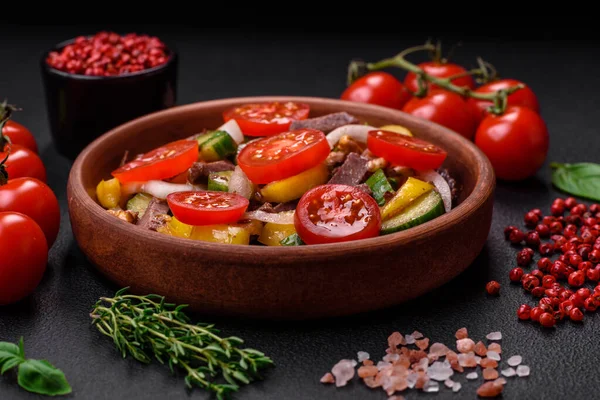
xmin=40 ymin=36 xmax=178 ymax=159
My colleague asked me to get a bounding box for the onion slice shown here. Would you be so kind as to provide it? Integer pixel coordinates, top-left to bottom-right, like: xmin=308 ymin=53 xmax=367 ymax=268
xmin=217 ymin=119 xmax=244 ymax=144
xmin=417 ymin=169 xmax=452 ymax=213
xmin=326 ymin=124 xmax=376 ymax=149
xmin=242 ymin=210 xmax=295 ymax=225
xmin=228 ymin=166 xmax=254 ymax=199
xmin=121 ymin=180 xmax=206 ymax=200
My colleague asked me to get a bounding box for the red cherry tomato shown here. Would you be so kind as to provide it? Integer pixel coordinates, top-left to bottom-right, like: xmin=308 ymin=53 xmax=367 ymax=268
xmin=402 ymin=90 xmax=478 ymax=140
xmin=367 ymin=130 xmax=447 ymax=171
xmin=404 ymin=61 xmax=475 ymax=93
xmin=223 ymin=102 xmax=310 ymax=137
xmin=294 ymin=184 xmax=381 ymax=245
xmin=3 ymin=120 xmax=38 ymax=153
xmin=0 ymin=144 xmax=47 ymax=182
xmin=237 ymin=128 xmax=330 ymax=184
xmin=474 ymin=106 xmax=549 ymax=181
xmin=0 ymin=211 xmax=48 ymax=306
xmin=167 ymin=191 xmax=249 ymax=226
xmin=0 ymin=177 xmax=61 ymax=247
xmin=341 ymin=72 xmax=412 ymax=110
xmin=468 ymin=79 xmax=540 ymax=123
xmin=112 ymin=139 xmax=198 ymax=184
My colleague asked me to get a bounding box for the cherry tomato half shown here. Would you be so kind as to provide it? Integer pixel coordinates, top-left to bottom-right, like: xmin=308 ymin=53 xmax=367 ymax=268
xmin=341 ymin=72 xmax=412 ymax=110
xmin=223 ymin=101 xmax=310 ymax=137
xmin=3 ymin=120 xmax=38 ymax=153
xmin=0 ymin=177 xmax=61 ymax=248
xmin=474 ymin=106 xmax=549 ymax=181
xmin=112 ymin=139 xmax=198 ymax=184
xmin=0 ymin=143 xmax=47 ymax=182
xmin=402 ymin=90 xmax=478 ymax=140
xmin=167 ymin=190 xmax=249 ymax=226
xmin=294 ymin=184 xmax=381 ymax=245
xmin=0 ymin=211 xmax=48 ymax=306
xmin=237 ymin=128 xmax=330 ymax=184
xmin=404 ymin=61 xmax=476 ymax=93
xmin=367 ymin=129 xmax=447 ymax=171
xmin=468 ymin=78 xmax=540 ymax=123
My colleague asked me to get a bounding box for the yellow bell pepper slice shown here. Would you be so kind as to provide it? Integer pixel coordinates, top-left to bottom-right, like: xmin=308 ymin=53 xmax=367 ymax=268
xmin=381 ymin=176 xmax=434 ymax=220
xmin=260 ymin=163 xmax=329 ymax=203
xmin=379 ymin=124 xmax=413 ymax=137
xmin=258 ymin=223 xmax=297 ymax=246
xmin=157 ymin=216 xmax=193 ymax=239
xmin=96 ymin=178 xmax=121 ymax=209
xmin=190 ymin=224 xmax=251 ymax=245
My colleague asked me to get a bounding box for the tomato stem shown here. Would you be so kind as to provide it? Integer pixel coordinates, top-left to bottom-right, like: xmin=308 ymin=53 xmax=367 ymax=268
xmin=357 ymin=43 xmax=524 ymax=114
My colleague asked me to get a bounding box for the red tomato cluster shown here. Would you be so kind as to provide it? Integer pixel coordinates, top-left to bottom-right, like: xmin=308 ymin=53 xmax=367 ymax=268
xmin=341 ymin=58 xmax=549 ymax=181
xmin=0 ymin=112 xmax=60 ymax=306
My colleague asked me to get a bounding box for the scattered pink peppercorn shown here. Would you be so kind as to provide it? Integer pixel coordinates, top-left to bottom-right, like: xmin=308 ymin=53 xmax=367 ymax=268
xmin=565 ymin=197 xmax=578 ymax=209
xmin=517 ymin=304 xmax=531 ymax=320
xmin=509 ymin=267 xmax=524 ymax=282
xmin=486 ymin=281 xmax=501 ymax=296
xmin=569 ymin=307 xmax=584 ymax=322
xmin=539 ymin=312 xmax=556 ymax=328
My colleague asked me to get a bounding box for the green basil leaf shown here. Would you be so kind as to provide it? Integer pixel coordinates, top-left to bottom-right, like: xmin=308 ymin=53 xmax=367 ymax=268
xmin=551 ymin=162 xmax=600 ymax=201
xmin=17 ymin=359 xmax=72 ymax=396
xmin=1 ymin=357 xmax=23 ymax=374
xmin=0 ymin=342 xmax=20 ymax=358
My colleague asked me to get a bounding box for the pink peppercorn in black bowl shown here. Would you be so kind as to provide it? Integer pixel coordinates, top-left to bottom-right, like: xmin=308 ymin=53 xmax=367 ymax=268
xmin=40 ymin=32 xmax=178 ymax=159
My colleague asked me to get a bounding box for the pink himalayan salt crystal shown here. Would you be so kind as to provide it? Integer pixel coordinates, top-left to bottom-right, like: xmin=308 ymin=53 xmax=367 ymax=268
xmin=395 ymin=355 xmax=411 ymax=368
xmin=458 ymin=352 xmax=478 ymax=368
xmin=357 ymin=351 xmax=370 ymax=362
xmin=363 ymin=359 xmax=374 ymax=366
xmin=486 ymin=331 xmax=502 ymax=341
xmin=363 ymin=376 xmax=379 ymax=388
xmin=466 ymin=372 xmax=478 ymax=380
xmin=474 ymin=341 xmax=488 ymax=357
xmin=429 ymin=343 xmax=448 ymax=357
xmin=411 ymin=330 xmax=424 ymax=339
xmin=480 ymin=358 xmax=498 ymax=369
xmin=477 ymin=380 xmax=504 ymax=397
xmin=495 ymin=377 xmax=507 ymax=385
xmin=405 ymin=334 xmax=416 ymax=345
xmin=415 ymin=372 xmax=429 ymax=389
xmin=488 ymin=343 xmax=502 ymax=354
xmin=388 ymin=396 xmax=405 ymax=400
xmin=456 ymin=338 xmax=475 ymax=353
xmin=455 ymin=327 xmax=468 ymax=339
xmin=422 ymin=380 xmax=439 ymax=393
xmin=388 ymin=332 xmax=406 ymax=348
xmin=331 ymin=359 xmax=357 ymax=387
xmin=358 ymin=365 xmax=379 ymax=378
xmin=501 ymin=368 xmax=516 ymax=377
xmin=416 ymin=338 xmax=430 ymax=350
xmin=382 ymin=375 xmax=408 ymax=396
xmin=320 ymin=372 xmax=335 ymax=384
xmin=507 ymin=355 xmax=522 ymax=367
xmin=452 ymin=381 xmax=462 ymax=392
xmin=487 ymin=351 xmax=501 ymax=361
xmin=384 ymin=353 xmax=400 ymax=363
xmin=483 ymin=367 xmax=499 ymax=380
xmin=444 ymin=379 xmax=454 ymax=388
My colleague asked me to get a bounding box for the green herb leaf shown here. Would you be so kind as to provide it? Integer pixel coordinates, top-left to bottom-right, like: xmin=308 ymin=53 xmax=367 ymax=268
xmin=1 ymin=357 xmax=23 ymax=374
xmin=17 ymin=359 xmax=72 ymax=396
xmin=0 ymin=341 xmax=20 ymax=363
xmin=551 ymin=162 xmax=600 ymax=201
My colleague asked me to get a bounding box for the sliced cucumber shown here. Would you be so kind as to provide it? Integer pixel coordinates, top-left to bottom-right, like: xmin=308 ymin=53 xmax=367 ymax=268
xmin=196 ymin=130 xmax=237 ymax=161
xmin=280 ymin=233 xmax=304 ymax=246
xmin=126 ymin=193 xmax=153 ymax=218
xmin=208 ymin=171 xmax=233 ymax=192
xmin=365 ymin=169 xmax=394 ymax=206
xmin=381 ymin=190 xmax=445 ymax=235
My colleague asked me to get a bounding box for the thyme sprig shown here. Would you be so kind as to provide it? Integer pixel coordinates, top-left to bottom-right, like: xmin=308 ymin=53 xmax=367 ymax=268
xmin=90 ymin=288 xmax=274 ymax=400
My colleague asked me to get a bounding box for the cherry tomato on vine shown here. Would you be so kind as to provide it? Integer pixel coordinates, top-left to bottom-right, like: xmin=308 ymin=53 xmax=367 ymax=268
xmin=468 ymin=79 xmax=540 ymax=123
xmin=367 ymin=130 xmax=447 ymax=170
xmin=294 ymin=184 xmax=381 ymax=245
xmin=0 ymin=144 xmax=47 ymax=182
xmin=167 ymin=191 xmax=249 ymax=226
xmin=402 ymin=90 xmax=478 ymax=140
xmin=341 ymin=72 xmax=412 ymax=110
xmin=223 ymin=101 xmax=310 ymax=137
xmin=0 ymin=211 xmax=48 ymax=306
xmin=474 ymin=106 xmax=549 ymax=181
xmin=404 ymin=61 xmax=475 ymax=93
xmin=0 ymin=177 xmax=61 ymax=247
xmin=237 ymin=128 xmax=330 ymax=184
xmin=2 ymin=120 xmax=38 ymax=153
xmin=112 ymin=139 xmax=198 ymax=184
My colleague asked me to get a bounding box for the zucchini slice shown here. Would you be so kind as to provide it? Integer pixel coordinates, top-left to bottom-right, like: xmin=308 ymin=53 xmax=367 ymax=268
xmin=381 ymin=190 xmax=445 ymax=235
xmin=365 ymin=169 xmax=394 ymax=206
xmin=196 ymin=130 xmax=237 ymax=161
xmin=208 ymin=171 xmax=233 ymax=192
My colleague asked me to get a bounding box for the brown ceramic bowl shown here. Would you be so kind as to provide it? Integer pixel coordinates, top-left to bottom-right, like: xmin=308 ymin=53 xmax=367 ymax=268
xmin=67 ymin=96 xmax=495 ymax=320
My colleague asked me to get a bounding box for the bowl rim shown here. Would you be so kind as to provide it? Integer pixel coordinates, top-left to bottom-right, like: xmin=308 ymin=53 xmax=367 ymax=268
xmin=68 ymin=96 xmax=495 ymax=264
xmin=39 ymin=34 xmax=178 ymax=81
